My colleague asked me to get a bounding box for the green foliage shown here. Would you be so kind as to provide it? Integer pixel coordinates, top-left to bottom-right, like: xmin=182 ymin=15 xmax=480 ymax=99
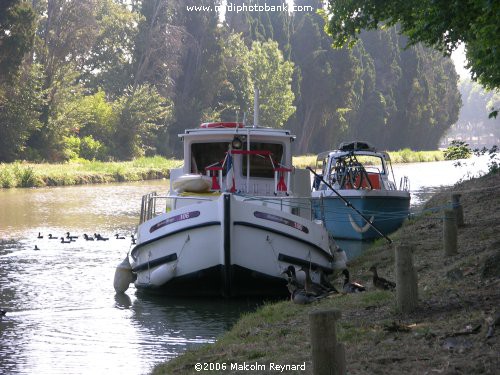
xmin=113 ymin=84 xmax=172 ymax=160
xmin=0 ymin=0 xmax=36 ymax=84
xmin=62 ymin=136 xmax=81 ymax=161
xmin=444 ymin=140 xmax=472 ymax=160
xmin=80 ymin=136 xmax=107 ymax=161
xmin=0 ymin=63 xmax=44 ymax=161
xmin=474 ymin=145 xmax=499 ymax=175
xmin=325 ymin=0 xmax=500 ymax=92
xmin=248 ymin=40 xmax=295 ymax=128
xmin=0 ymin=0 xmax=464 ymax=162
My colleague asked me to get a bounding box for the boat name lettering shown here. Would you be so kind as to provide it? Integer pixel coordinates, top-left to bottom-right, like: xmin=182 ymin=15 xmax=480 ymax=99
xmin=149 ymin=211 xmax=201 ymax=233
xmin=253 ymin=211 xmax=309 ymax=233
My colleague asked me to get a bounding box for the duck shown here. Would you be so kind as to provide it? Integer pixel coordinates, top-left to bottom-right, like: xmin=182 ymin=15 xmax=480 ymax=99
xmin=66 ymin=232 xmax=78 ymax=240
xmin=342 ymin=269 xmax=366 ymax=293
xmin=282 ymin=266 xmax=304 ymax=299
xmin=131 ymin=234 xmax=136 ymax=245
xmin=369 ymin=266 xmax=396 ymax=290
xmin=60 ymin=237 xmax=71 ymax=244
xmin=83 ymin=233 xmax=94 ymax=241
xmin=95 ymin=233 xmax=109 ymax=241
xmin=115 ymin=233 xmax=126 ymax=240
xmin=290 ymin=287 xmax=323 ymax=305
xmin=37 ymin=232 xmax=43 ymax=239
xmin=0 ymin=309 xmax=6 ymax=318
xmin=319 ymin=270 xmax=340 ymax=294
xmin=48 ymin=234 xmax=59 ymax=240
xmin=300 ymin=266 xmax=335 ymax=296
xmin=34 ymin=245 xmax=40 ymax=251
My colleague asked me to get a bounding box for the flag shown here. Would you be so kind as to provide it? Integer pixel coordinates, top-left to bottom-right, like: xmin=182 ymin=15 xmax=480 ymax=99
xmin=225 ymin=151 xmax=236 ymax=192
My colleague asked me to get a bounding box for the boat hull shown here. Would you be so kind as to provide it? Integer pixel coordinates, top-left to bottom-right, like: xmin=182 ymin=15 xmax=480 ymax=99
xmin=312 ymin=191 xmax=410 ymax=240
xmin=131 ymin=194 xmax=335 ymax=297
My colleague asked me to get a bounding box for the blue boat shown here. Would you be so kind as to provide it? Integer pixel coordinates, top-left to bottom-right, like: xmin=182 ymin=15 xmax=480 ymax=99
xmin=311 ymin=141 xmax=410 ymax=241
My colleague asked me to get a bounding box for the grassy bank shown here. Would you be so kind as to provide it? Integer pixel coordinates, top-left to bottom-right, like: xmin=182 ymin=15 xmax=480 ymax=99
xmin=293 ymin=149 xmax=444 ymax=168
xmin=152 ymin=172 xmax=499 ymax=375
xmin=0 ymin=156 xmax=183 ymax=188
xmin=0 ymin=149 xmax=443 ymax=188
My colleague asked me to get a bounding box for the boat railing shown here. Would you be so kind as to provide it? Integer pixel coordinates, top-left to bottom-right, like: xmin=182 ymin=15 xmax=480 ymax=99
xmin=139 ymin=192 xmax=215 ymax=224
xmin=399 ymin=176 xmax=410 ymax=192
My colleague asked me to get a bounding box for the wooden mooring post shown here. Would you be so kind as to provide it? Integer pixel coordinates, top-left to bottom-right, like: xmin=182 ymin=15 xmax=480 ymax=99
xmin=395 ymin=245 xmax=418 ymax=313
xmin=309 ymin=309 xmax=346 ymax=375
xmin=451 ymin=193 xmax=464 ymax=227
xmin=443 ymin=209 xmax=458 ymax=256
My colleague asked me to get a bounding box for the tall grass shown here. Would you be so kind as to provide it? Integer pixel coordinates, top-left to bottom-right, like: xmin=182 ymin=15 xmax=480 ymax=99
xmin=0 ymin=157 xmax=183 ymax=188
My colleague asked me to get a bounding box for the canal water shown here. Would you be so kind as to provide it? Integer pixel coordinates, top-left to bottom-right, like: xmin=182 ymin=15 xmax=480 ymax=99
xmin=0 ymin=157 xmax=490 ymax=374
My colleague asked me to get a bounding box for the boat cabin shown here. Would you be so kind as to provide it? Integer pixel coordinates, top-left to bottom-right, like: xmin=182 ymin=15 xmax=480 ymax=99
xmin=314 ymin=141 xmax=398 ymax=191
xmin=171 ymin=123 xmax=302 ymax=196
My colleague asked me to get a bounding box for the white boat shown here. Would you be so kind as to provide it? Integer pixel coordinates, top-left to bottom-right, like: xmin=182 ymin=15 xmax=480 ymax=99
xmin=125 ymin=122 xmax=344 ymax=297
xmin=311 ymin=141 xmax=410 ymax=241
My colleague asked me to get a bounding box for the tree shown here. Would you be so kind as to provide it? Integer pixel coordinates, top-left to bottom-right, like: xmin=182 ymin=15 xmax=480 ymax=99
xmin=0 ymin=63 xmax=44 ymax=161
xmin=113 ymin=84 xmax=172 ymax=160
xmin=214 ymin=32 xmax=253 ymax=121
xmin=0 ymin=0 xmax=36 ymax=85
xmin=27 ymin=0 xmax=98 ymax=160
xmin=82 ymin=0 xmax=140 ymax=98
xmin=288 ymin=8 xmax=358 ymax=153
xmin=248 ymin=40 xmax=295 ymax=128
xmin=326 ymin=0 xmax=500 ymax=91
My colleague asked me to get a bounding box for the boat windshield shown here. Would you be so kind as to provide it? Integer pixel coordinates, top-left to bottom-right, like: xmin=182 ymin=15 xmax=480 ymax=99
xmin=242 ymin=142 xmax=284 ymax=178
xmin=190 ymin=141 xmax=284 ymax=178
xmin=191 ymin=142 xmax=229 ymax=174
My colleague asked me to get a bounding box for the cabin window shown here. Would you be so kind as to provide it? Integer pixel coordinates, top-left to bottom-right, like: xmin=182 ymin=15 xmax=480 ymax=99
xmin=190 ymin=141 xmax=284 ymax=178
xmin=242 ymin=142 xmax=284 ymax=178
xmin=191 ymin=142 xmax=229 ymax=174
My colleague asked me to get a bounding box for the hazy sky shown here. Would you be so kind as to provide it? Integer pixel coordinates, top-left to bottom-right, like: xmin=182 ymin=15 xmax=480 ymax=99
xmin=451 ymin=44 xmax=470 ymax=79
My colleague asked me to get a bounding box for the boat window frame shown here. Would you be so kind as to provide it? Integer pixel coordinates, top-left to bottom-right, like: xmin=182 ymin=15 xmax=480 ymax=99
xmin=188 ymin=140 xmax=286 ymax=179
xmin=241 ymin=141 xmax=285 ymax=178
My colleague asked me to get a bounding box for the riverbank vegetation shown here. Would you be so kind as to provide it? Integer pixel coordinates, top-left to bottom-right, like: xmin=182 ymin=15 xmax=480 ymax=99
xmin=152 ymin=171 xmax=500 ymax=375
xmin=0 ymin=157 xmax=182 ymax=188
xmin=1 ymin=1 xmax=461 ymax=165
xmin=0 ymin=150 xmax=446 ymax=188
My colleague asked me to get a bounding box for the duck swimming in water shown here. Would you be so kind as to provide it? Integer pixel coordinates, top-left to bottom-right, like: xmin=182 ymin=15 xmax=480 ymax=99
xmin=342 ymin=269 xmax=366 ymax=293
xmin=95 ymin=233 xmax=109 ymax=241
xmin=37 ymin=232 xmax=43 ymax=239
xmin=115 ymin=233 xmax=126 ymax=240
xmin=369 ymin=266 xmax=396 ymax=290
xmin=48 ymin=234 xmax=58 ymax=240
xmin=83 ymin=234 xmax=94 ymax=241
xmin=66 ymin=232 xmax=78 ymax=240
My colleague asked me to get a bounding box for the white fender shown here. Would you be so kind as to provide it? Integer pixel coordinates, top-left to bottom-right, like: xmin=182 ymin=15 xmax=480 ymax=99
xmin=172 ymin=174 xmax=211 ymax=193
xmin=148 ymin=263 xmax=177 ymax=287
xmin=332 ymin=247 xmax=348 ymax=270
xmin=113 ymin=256 xmax=135 ymax=293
